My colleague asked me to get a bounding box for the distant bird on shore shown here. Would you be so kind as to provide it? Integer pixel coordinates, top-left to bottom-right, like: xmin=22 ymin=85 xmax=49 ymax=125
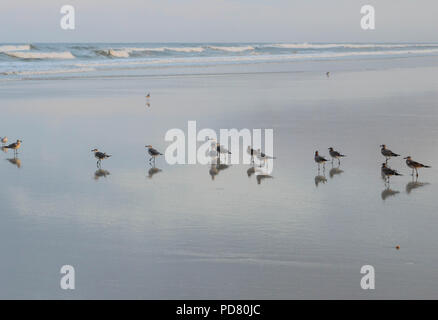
xmin=145 ymin=145 xmax=163 ymax=164
xmin=328 ymin=147 xmax=346 ymax=165
xmin=91 ymin=148 xmax=111 ymax=168
xmin=146 ymin=93 xmax=150 ymax=98
xmin=381 ymin=163 xmax=402 ymax=182
xmin=216 ymin=143 xmax=231 ymax=156
xmin=381 ymin=144 xmax=400 ymax=162
xmin=256 ymin=149 xmax=275 ymax=166
xmin=4 ymin=139 xmax=22 ymax=156
xmin=314 ymin=151 xmax=328 ymax=170
xmin=1 ymin=137 xmax=7 ymax=145
xmin=404 ymin=156 xmax=431 ymax=177
xmin=326 ymin=72 xmax=330 ymax=78
xmin=247 ymin=146 xmax=257 ymax=162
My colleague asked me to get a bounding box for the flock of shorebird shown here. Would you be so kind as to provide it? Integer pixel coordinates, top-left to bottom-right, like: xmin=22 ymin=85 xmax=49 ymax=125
xmin=314 ymin=144 xmax=431 ymax=183
xmin=1 ymin=91 xmax=432 ymax=188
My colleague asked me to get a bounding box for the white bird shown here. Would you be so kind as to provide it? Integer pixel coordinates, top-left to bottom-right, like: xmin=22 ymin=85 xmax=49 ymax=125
xmin=1 ymin=137 xmax=8 ymax=145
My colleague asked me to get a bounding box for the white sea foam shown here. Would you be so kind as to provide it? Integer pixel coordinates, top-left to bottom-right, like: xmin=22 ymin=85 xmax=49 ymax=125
xmin=266 ymin=43 xmax=438 ymax=49
xmin=207 ymin=45 xmax=255 ymax=52
xmin=5 ymin=51 xmax=75 ymax=59
xmin=127 ymin=47 xmax=205 ymax=53
xmin=2 ymin=67 xmax=95 ymax=76
xmin=0 ymin=45 xmax=32 ymax=52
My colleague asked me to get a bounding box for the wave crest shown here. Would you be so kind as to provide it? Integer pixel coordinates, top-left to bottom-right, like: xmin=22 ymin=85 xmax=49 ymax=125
xmin=5 ymin=51 xmax=75 ymax=59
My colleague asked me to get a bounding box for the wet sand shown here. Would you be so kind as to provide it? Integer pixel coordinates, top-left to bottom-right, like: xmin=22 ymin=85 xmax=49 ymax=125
xmin=1 ymin=58 xmax=438 ymax=298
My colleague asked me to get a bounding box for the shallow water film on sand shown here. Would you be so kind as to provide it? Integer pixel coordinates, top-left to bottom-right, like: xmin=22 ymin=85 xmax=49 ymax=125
xmin=1 ymin=48 xmax=438 ymax=298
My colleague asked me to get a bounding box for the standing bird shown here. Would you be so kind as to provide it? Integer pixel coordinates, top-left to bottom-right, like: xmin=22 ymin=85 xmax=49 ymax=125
xmin=328 ymin=147 xmax=346 ymax=165
xmin=404 ymin=156 xmax=431 ymax=177
xmin=381 ymin=163 xmax=402 ymax=183
xmin=326 ymin=72 xmax=330 ymax=78
xmin=380 ymin=144 xmax=400 ymax=162
xmin=4 ymin=139 xmax=22 ymax=156
xmin=314 ymin=151 xmax=328 ymax=170
xmin=146 ymin=93 xmax=150 ymax=98
xmin=1 ymin=137 xmax=8 ymax=145
xmin=256 ymin=148 xmax=276 ymax=167
xmin=91 ymin=148 xmax=111 ymax=168
xmin=145 ymin=145 xmax=163 ymax=164
xmin=216 ymin=143 xmax=231 ymax=160
xmin=247 ymin=146 xmax=257 ymax=163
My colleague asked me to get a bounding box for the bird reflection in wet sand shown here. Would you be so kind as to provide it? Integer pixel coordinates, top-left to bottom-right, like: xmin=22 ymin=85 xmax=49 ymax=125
xmin=247 ymin=165 xmax=256 ymax=177
xmin=314 ymin=174 xmax=327 ymax=187
xmin=6 ymin=157 xmax=21 ymax=168
xmin=94 ymin=169 xmax=110 ymax=180
xmin=148 ymin=166 xmax=162 ymax=179
xmin=329 ymin=163 xmax=344 ymax=178
xmin=254 ymin=167 xmax=273 ymax=185
xmin=381 ymin=187 xmax=400 ymax=200
xmin=1 ymin=146 xmax=8 ymax=153
xmin=406 ymin=177 xmax=430 ymax=194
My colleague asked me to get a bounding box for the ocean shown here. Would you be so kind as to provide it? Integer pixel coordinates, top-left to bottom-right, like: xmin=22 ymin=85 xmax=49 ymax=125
xmin=2 ymin=42 xmax=438 ymax=79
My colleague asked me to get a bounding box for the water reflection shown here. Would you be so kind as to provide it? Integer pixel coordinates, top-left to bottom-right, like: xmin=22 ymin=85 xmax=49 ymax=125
xmin=381 ymin=187 xmax=400 ymax=200
xmin=247 ymin=166 xmax=256 ymax=178
xmin=148 ymin=166 xmax=162 ymax=179
xmin=329 ymin=164 xmax=344 ymax=178
xmin=406 ymin=178 xmax=430 ymax=194
xmin=94 ymin=169 xmax=110 ymax=180
xmin=1 ymin=146 xmax=8 ymax=154
xmin=255 ymin=168 xmax=273 ymax=185
xmin=6 ymin=157 xmax=21 ymax=169
xmin=314 ymin=174 xmax=327 ymax=187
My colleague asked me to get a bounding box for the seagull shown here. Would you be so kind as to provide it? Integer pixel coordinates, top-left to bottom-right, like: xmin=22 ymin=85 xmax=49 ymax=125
xmin=381 ymin=163 xmax=402 ymax=182
xmin=256 ymin=149 xmax=276 ymax=167
xmin=314 ymin=151 xmax=328 ymax=170
xmin=1 ymin=137 xmax=7 ymax=145
xmin=328 ymin=147 xmax=346 ymax=165
xmin=145 ymin=145 xmax=163 ymax=164
xmin=247 ymin=146 xmax=257 ymax=163
xmin=216 ymin=143 xmax=231 ymax=160
xmin=4 ymin=140 xmax=22 ymax=156
xmin=380 ymin=144 xmax=400 ymax=162
xmin=91 ymin=148 xmax=111 ymax=168
xmin=404 ymin=156 xmax=431 ymax=177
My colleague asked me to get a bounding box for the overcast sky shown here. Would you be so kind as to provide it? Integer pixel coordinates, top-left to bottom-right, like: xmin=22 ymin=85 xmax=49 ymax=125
xmin=0 ymin=0 xmax=437 ymax=43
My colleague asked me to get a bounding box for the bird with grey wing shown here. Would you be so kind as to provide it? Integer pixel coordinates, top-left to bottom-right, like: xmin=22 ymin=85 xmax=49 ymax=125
xmin=314 ymin=151 xmax=328 ymax=171
xmin=216 ymin=142 xmax=231 ymax=161
xmin=91 ymin=148 xmax=111 ymax=168
xmin=1 ymin=137 xmax=8 ymax=146
xmin=145 ymin=145 xmax=163 ymax=164
xmin=4 ymin=139 xmax=22 ymax=157
xmin=381 ymin=163 xmax=402 ymax=183
xmin=380 ymin=144 xmax=400 ymax=162
xmin=328 ymin=147 xmax=346 ymax=165
xmin=256 ymin=148 xmax=276 ymax=167
xmin=404 ymin=156 xmax=431 ymax=177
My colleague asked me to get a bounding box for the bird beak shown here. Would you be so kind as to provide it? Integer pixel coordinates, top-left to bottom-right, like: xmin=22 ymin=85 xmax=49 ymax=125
xmin=403 ymin=157 xmax=408 ymax=159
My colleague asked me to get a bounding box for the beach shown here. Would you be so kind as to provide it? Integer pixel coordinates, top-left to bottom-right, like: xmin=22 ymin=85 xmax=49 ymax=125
xmin=1 ymin=53 xmax=438 ymax=299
